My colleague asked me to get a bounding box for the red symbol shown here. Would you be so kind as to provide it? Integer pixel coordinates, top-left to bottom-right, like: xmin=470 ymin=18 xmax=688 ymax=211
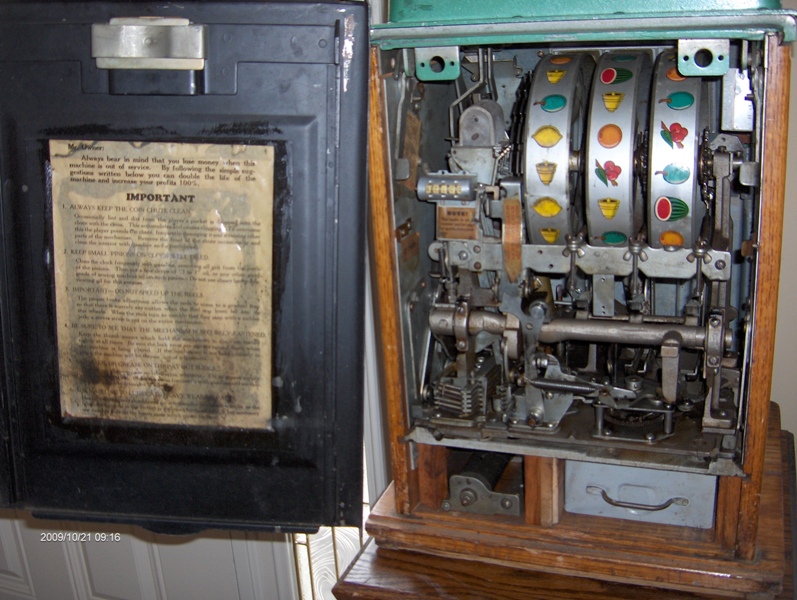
xmin=661 ymin=121 xmax=688 ymax=149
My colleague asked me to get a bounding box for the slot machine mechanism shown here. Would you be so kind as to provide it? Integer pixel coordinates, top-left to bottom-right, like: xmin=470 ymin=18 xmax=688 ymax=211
xmin=390 ymin=40 xmax=767 ymax=515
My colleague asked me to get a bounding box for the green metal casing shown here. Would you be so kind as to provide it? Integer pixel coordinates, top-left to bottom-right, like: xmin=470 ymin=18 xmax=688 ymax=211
xmin=373 ymin=0 xmax=797 ymax=48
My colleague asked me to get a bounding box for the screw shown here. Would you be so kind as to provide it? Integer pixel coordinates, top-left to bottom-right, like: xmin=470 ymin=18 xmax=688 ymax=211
xmin=715 ymin=260 xmax=726 ymax=270
xmin=474 ymin=262 xmax=482 ymax=270
xmin=474 ymin=245 xmax=482 ymax=253
xmin=500 ymin=498 xmax=512 ymax=510
xmin=646 ymin=432 xmax=656 ymax=441
xmin=458 ymin=251 xmax=469 ymax=260
xmin=708 ymin=356 xmax=720 ymax=366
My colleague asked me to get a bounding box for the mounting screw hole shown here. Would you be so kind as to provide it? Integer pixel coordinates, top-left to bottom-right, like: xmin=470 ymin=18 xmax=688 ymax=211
xmin=694 ymin=49 xmax=713 ymax=68
xmin=429 ymin=56 xmax=445 ymax=73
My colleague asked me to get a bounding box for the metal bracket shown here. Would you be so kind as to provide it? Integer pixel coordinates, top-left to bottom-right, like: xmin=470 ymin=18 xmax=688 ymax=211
xmin=92 ymin=17 xmax=206 ymax=71
xmin=678 ymin=39 xmax=730 ymax=76
xmin=443 ymin=474 xmax=521 ymax=516
xmin=414 ymin=46 xmax=460 ymax=81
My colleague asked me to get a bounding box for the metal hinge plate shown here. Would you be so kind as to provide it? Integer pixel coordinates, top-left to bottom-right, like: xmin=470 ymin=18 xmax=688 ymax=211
xmin=92 ymin=17 xmax=206 ymax=71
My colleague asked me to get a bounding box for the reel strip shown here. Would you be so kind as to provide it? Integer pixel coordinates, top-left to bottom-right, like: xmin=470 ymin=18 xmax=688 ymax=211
xmin=522 ymin=54 xmax=595 ymax=245
xmin=585 ymin=51 xmax=652 ymax=248
xmin=648 ymin=52 xmax=706 ymax=249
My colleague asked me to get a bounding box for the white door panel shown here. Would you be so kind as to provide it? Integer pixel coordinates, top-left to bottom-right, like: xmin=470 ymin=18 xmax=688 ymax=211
xmin=0 ymin=511 xmax=297 ymax=600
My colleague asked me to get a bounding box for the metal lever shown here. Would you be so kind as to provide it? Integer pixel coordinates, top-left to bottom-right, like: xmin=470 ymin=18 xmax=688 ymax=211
xmin=586 ymin=486 xmax=688 ymax=512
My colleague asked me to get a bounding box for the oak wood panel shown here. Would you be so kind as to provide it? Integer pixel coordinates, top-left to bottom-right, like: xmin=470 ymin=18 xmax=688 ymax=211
xmin=333 ymin=541 xmax=731 ymax=600
xmin=417 ymin=444 xmax=448 ymax=508
xmin=369 ymin=47 xmax=418 ymax=514
xmin=524 ymin=456 xmax=564 ymax=527
xmin=736 ymin=35 xmax=791 ymax=560
xmin=715 ymin=475 xmax=742 ymax=549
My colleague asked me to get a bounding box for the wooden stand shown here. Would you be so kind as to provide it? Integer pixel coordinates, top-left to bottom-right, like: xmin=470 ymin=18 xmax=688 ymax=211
xmin=339 ymin=412 xmax=794 ymax=599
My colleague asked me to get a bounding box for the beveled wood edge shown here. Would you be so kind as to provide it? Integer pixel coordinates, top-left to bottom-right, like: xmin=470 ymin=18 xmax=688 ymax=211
xmin=736 ymin=34 xmax=791 ymax=560
xmin=368 ymin=47 xmax=418 ymax=514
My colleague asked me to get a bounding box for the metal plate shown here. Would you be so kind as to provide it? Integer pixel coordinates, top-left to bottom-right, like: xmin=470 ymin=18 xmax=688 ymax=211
xmin=0 ymin=0 xmax=368 ymax=533
xmin=678 ymin=38 xmax=730 ymax=76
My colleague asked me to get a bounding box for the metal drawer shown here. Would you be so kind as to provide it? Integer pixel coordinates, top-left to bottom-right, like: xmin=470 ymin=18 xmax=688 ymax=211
xmin=565 ymin=461 xmax=717 ymax=528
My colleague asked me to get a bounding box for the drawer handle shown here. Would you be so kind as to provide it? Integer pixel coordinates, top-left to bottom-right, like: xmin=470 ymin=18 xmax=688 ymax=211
xmin=586 ymin=486 xmax=689 ymax=511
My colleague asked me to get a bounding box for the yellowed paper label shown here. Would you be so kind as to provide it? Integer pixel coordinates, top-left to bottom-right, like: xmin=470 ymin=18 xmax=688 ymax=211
xmin=50 ymin=140 xmax=274 ymax=428
xmin=437 ymin=206 xmax=478 ymax=240
xmin=502 ymin=198 xmax=523 ymax=283
xmin=401 ymin=112 xmax=421 ymax=191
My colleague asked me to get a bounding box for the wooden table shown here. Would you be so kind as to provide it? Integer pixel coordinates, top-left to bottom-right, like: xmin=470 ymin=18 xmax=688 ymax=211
xmin=334 ymin=430 xmax=795 ymax=600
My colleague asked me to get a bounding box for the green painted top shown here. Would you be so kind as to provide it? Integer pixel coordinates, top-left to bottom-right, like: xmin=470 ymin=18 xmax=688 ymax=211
xmin=372 ymin=4 xmax=797 ymax=47
xmin=388 ymin=0 xmax=781 ymax=24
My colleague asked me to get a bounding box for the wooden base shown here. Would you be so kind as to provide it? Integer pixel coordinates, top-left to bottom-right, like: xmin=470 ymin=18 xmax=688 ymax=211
xmin=363 ymin=406 xmax=790 ymax=598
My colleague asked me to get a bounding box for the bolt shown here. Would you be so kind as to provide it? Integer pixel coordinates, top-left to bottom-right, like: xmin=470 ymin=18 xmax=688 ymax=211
xmin=460 ymin=489 xmax=477 ymax=507
xmin=442 ymin=501 xmax=452 ymax=511
xmin=626 ymin=376 xmax=643 ymax=391
xmin=458 ymin=251 xmax=469 ymax=261
xmin=501 ymin=498 xmax=513 ymax=510
xmin=474 ymin=262 xmax=482 ymax=270
xmin=457 ymin=340 xmax=467 ymax=350
xmin=715 ymin=260 xmax=726 ymax=270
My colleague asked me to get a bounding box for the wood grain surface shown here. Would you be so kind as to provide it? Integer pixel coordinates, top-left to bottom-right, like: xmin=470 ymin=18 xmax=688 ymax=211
xmin=369 ymin=47 xmax=418 ymax=514
xmin=364 ymin=405 xmax=788 ymax=597
xmin=735 ymin=34 xmax=791 ymax=562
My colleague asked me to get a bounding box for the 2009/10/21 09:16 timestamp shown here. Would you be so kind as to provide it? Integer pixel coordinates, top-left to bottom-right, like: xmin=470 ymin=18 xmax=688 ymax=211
xmin=40 ymin=532 xmax=122 ymax=542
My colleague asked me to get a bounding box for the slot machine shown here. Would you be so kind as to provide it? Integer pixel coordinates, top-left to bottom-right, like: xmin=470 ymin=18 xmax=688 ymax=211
xmin=367 ymin=1 xmax=794 ymax=596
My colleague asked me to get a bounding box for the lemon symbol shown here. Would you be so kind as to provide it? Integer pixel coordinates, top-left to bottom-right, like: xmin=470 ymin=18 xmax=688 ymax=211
xmin=533 ymin=197 xmax=562 ymax=218
xmin=532 ymin=126 xmax=563 ymax=148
